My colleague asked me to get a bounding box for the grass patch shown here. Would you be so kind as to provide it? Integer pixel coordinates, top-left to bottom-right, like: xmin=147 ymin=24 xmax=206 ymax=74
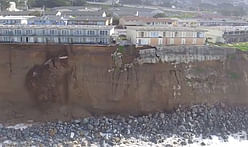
xmin=220 ymin=42 xmax=248 ymax=51
xmin=118 ymin=46 xmax=125 ymax=54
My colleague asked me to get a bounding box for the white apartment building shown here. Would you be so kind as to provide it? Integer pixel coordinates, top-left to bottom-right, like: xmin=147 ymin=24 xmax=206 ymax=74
xmin=0 ymin=25 xmax=114 ymax=44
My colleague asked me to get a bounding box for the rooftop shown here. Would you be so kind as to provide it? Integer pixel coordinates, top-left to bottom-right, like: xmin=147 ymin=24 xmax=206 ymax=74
xmin=127 ymin=26 xmax=207 ymax=32
xmin=0 ymin=16 xmax=35 ymax=20
xmin=0 ymin=25 xmax=114 ymax=30
xmin=201 ymin=26 xmax=248 ymax=32
xmin=121 ymin=16 xmax=177 ymax=23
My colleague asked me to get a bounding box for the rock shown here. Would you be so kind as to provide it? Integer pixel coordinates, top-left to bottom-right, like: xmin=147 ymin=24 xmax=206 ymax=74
xmin=180 ymin=141 xmax=187 ymax=146
xmin=74 ymin=120 xmax=81 ymax=124
xmin=82 ymin=118 xmax=89 ymax=125
xmin=113 ymin=137 xmax=121 ymax=143
xmin=2 ymin=104 xmax=248 ymax=146
xmin=127 ymin=129 xmax=131 ymax=135
xmin=188 ymin=139 xmax=193 ymax=144
xmin=88 ymin=124 xmax=94 ymax=130
xmin=70 ymin=132 xmax=75 ymax=139
xmin=49 ymin=128 xmax=57 ymax=137
xmin=201 ymin=142 xmax=206 ymax=146
xmin=160 ymin=113 xmax=165 ymax=119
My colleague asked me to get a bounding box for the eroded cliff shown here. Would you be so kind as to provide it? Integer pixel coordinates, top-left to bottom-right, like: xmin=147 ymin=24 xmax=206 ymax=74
xmin=0 ymin=44 xmax=247 ymax=123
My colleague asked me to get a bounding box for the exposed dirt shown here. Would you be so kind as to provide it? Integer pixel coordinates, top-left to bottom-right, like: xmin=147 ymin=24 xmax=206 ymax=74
xmin=0 ymin=44 xmax=248 ymax=124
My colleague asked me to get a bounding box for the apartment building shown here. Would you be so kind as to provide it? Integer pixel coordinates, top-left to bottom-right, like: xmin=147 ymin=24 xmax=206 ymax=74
xmin=119 ymin=16 xmax=178 ymax=27
xmin=205 ymin=26 xmax=248 ymax=43
xmin=27 ymin=16 xmax=67 ymax=25
xmin=127 ymin=26 xmax=206 ymax=47
xmin=0 ymin=16 xmax=35 ymax=25
xmin=199 ymin=20 xmax=248 ymax=26
xmin=0 ymin=25 xmax=114 ymax=44
xmin=67 ymin=16 xmax=112 ymax=26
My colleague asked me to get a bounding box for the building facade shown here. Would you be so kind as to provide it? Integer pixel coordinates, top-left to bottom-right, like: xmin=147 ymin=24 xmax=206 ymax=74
xmin=119 ymin=16 xmax=178 ymax=27
xmin=127 ymin=26 xmax=206 ymax=47
xmin=0 ymin=25 xmax=114 ymax=44
xmin=205 ymin=26 xmax=248 ymax=43
xmin=27 ymin=16 xmax=67 ymax=25
xmin=0 ymin=16 xmax=35 ymax=25
xmin=67 ymin=16 xmax=112 ymax=26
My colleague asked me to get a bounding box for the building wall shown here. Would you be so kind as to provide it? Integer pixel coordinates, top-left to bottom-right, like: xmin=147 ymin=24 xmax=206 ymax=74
xmin=0 ymin=26 xmax=114 ymax=44
xmin=205 ymin=29 xmax=224 ymax=43
xmin=206 ymin=28 xmax=248 ymax=44
xmin=223 ymin=31 xmax=248 ymax=43
xmin=130 ymin=30 xmax=206 ymax=47
xmin=119 ymin=17 xmax=177 ymax=27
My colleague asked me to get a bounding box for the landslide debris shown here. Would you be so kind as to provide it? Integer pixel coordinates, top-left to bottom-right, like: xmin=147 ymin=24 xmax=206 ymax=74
xmin=26 ymin=55 xmax=71 ymax=105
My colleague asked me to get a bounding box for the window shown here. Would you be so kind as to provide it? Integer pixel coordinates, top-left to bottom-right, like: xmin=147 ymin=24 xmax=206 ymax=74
xmin=150 ymin=31 xmax=159 ymax=37
xmin=76 ymin=30 xmax=81 ymax=35
xmin=141 ymin=32 xmax=144 ymax=37
xmin=163 ymin=32 xmax=166 ymax=37
xmin=100 ymin=30 xmax=107 ymax=36
xmin=193 ymin=32 xmax=197 ymax=38
xmin=3 ymin=29 xmax=8 ymax=35
xmin=182 ymin=32 xmax=186 ymax=37
xmin=50 ymin=30 xmax=55 ymax=35
xmin=3 ymin=36 xmax=9 ymax=42
xmin=62 ymin=30 xmax=67 ymax=35
xmin=193 ymin=39 xmax=197 ymax=44
xmin=14 ymin=30 xmax=21 ymax=35
xmin=197 ymin=32 xmax=205 ymax=38
xmin=26 ymin=30 xmax=32 ymax=35
xmin=181 ymin=38 xmax=186 ymax=44
xmin=169 ymin=32 xmax=175 ymax=38
xmin=158 ymin=38 xmax=163 ymax=45
xmin=170 ymin=38 xmax=174 ymax=45
xmin=175 ymin=32 xmax=179 ymax=37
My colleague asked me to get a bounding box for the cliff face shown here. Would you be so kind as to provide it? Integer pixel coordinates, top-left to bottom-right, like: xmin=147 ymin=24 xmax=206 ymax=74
xmin=0 ymin=44 xmax=248 ymax=123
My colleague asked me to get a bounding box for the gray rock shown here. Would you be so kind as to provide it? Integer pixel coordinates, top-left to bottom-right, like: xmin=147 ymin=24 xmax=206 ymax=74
xmin=82 ymin=118 xmax=89 ymax=124
xmin=88 ymin=124 xmax=94 ymax=130
xmin=160 ymin=113 xmax=165 ymax=119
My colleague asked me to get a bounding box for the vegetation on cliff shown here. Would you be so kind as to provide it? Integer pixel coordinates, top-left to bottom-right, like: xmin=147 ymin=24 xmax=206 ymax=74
xmin=221 ymin=42 xmax=248 ymax=52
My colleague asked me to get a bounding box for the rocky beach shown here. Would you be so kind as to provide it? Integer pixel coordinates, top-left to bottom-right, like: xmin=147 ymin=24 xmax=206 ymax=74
xmin=1 ymin=104 xmax=248 ymax=146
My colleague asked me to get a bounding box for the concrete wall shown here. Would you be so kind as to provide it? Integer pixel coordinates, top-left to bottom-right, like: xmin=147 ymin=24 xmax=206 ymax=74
xmin=138 ymin=46 xmax=236 ymax=64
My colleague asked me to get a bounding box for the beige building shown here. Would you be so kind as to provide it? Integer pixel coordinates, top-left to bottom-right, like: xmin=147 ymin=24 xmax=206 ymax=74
xmin=119 ymin=16 xmax=178 ymax=27
xmin=127 ymin=26 xmax=206 ymax=47
xmin=204 ymin=26 xmax=248 ymax=44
